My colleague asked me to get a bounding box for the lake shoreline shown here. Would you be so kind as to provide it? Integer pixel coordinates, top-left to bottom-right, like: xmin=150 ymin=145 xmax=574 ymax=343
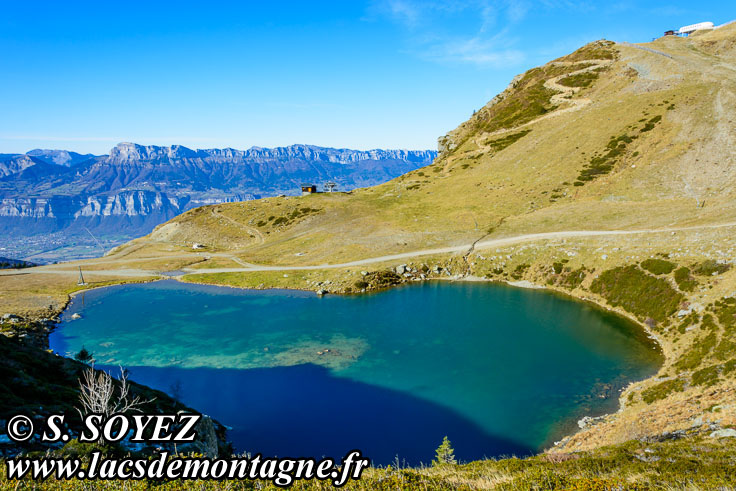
xmin=52 ymin=272 xmax=664 ymax=458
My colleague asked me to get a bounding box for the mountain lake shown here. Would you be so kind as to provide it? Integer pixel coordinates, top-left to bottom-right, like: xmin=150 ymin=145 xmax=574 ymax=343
xmin=51 ymin=280 xmax=662 ymax=465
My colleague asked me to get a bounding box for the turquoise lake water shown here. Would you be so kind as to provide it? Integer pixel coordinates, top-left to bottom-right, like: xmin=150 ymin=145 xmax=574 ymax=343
xmin=51 ymin=280 xmax=662 ymax=464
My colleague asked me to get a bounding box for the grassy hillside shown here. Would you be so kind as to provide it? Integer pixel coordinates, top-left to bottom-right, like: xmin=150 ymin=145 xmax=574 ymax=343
xmin=108 ymin=29 xmax=736 ymax=268
xmin=1 ymin=25 xmax=736 ymax=486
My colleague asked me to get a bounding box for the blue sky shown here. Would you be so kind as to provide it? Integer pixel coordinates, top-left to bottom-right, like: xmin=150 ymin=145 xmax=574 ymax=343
xmin=0 ymin=1 xmax=732 ymax=154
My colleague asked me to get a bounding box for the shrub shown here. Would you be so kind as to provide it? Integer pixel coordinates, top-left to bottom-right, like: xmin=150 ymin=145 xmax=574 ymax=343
xmin=677 ymin=312 xmax=700 ymax=333
xmin=713 ymin=297 xmax=736 ymax=330
xmin=362 ymin=271 xmax=403 ymax=290
xmin=692 ymin=365 xmax=721 ymax=387
xmin=640 ymin=115 xmax=662 ymax=132
xmin=74 ymin=347 xmax=93 ymax=364
xmin=640 ymin=258 xmax=676 ymax=275
xmin=558 ymin=71 xmax=599 ymax=88
xmin=576 ymin=133 xmax=636 ymax=184
xmin=354 ymin=281 xmax=368 ymax=290
xmin=590 ymin=265 xmax=683 ymax=322
xmin=674 ymin=267 xmax=697 ymax=292
xmin=641 ymin=378 xmax=685 ymax=403
xmin=714 ymin=338 xmax=736 ymax=361
xmin=558 ymin=267 xmax=587 ymax=290
xmin=511 ymin=264 xmax=530 ymax=280
xmin=692 ymin=260 xmax=731 ymax=276
xmin=485 ymin=129 xmax=532 ymax=152
xmin=676 ymin=332 xmax=717 ymax=370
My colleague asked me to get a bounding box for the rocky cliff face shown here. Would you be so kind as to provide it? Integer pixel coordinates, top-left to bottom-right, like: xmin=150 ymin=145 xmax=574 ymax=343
xmin=0 ymin=143 xmax=435 ymax=260
xmin=107 ymin=142 xmax=435 ymax=164
xmin=25 ymin=149 xmax=95 ymax=167
xmin=0 ymin=155 xmax=44 ymax=178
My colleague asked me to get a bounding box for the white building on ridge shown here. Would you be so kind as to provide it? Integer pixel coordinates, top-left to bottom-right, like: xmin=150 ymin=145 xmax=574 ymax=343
xmin=677 ymin=22 xmax=715 ymax=36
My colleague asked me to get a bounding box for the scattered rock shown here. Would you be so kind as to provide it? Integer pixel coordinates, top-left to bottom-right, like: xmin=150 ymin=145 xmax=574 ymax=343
xmin=70 ymin=313 xmax=82 ymax=320
xmin=508 ymin=280 xmax=544 ymax=289
xmin=710 ymin=429 xmax=736 ymax=438
xmin=577 ymin=415 xmax=606 ymax=429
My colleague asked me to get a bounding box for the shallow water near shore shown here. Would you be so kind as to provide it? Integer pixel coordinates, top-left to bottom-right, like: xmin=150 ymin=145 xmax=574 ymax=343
xmin=52 ymin=280 xmax=661 ymax=464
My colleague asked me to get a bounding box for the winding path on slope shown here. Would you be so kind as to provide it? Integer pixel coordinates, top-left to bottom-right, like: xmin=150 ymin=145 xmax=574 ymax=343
xmin=468 ymin=58 xmax=615 ymax=153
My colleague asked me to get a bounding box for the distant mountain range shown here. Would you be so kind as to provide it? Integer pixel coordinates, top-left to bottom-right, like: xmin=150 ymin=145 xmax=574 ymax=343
xmin=0 ymin=143 xmax=436 ymax=261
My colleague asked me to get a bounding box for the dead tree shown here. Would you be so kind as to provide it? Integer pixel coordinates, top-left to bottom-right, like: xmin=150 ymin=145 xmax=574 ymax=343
xmin=77 ymin=366 xmax=153 ymax=419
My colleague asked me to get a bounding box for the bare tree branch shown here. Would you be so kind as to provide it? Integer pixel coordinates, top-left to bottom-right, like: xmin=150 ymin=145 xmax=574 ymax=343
xmin=77 ymin=365 xmax=154 ymax=420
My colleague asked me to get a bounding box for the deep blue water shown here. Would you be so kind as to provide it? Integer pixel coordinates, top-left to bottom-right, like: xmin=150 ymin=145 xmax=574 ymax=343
xmin=51 ymin=280 xmax=661 ymax=465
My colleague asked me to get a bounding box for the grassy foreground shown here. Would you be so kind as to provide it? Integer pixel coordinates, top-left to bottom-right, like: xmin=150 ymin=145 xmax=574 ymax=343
xmin=2 ymin=436 xmax=735 ymax=489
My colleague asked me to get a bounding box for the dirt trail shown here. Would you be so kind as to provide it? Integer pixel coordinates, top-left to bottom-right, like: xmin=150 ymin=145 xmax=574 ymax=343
xmin=618 ymin=42 xmax=674 ymax=59
xmin=178 ymin=220 xmax=736 ymax=274
xmin=5 ymin=222 xmax=736 ymax=279
xmin=469 ymin=59 xmax=614 ymax=151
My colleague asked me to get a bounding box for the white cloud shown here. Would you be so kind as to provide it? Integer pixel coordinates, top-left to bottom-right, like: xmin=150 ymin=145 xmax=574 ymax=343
xmin=370 ymin=0 xmax=606 ymax=67
xmin=371 ymin=0 xmax=531 ymax=67
xmin=384 ymin=0 xmax=422 ymax=28
xmin=421 ymin=33 xmax=524 ymax=66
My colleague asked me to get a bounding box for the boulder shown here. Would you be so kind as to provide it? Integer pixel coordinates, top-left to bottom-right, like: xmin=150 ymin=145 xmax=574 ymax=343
xmin=710 ymin=428 xmax=736 ymax=438
xmin=176 ymin=415 xmax=219 ymax=457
